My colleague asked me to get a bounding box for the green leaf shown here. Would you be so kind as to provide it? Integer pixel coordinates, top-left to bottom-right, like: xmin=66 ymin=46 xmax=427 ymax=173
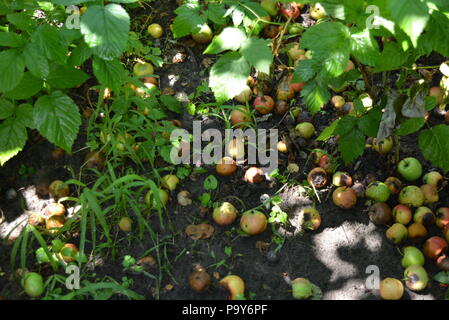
xmin=0 ymin=49 xmax=25 ymax=93
xmin=23 ymin=42 xmax=50 ymax=80
xmin=419 ymin=124 xmax=449 ymax=173
xmin=206 ymin=3 xmax=227 ymax=25
xmin=51 ymin=0 xmax=96 ymax=4
xmin=4 ymin=72 xmax=43 ymax=100
xmin=46 ymin=64 xmax=90 ymax=89
xmin=434 ymin=271 xmax=449 ymax=285
xmin=301 ymin=80 xmax=331 ymax=114
xmin=240 ymin=37 xmax=273 ymax=74
xmin=293 ymin=59 xmax=315 ymax=83
xmin=0 ymin=99 xmax=15 ymax=120
xmin=80 ymin=4 xmax=130 ymax=60
xmin=424 ymin=11 xmax=449 ymax=57
xmin=31 ymin=24 xmax=68 ymax=64
xmin=338 ymin=129 xmax=366 ymax=164
xmin=92 ymin=57 xmax=125 ymax=93
xmin=396 ymin=118 xmax=425 ymax=136
xmin=0 ymin=117 xmax=27 ymax=166
xmin=388 ymin=0 xmax=430 ymax=47
xmin=7 ymin=12 xmax=37 ymax=31
xmin=173 ymin=1 xmax=206 ymax=38
xmin=374 ymin=42 xmax=409 ymax=72
xmin=301 ymin=22 xmax=351 ymax=78
xmin=68 ymin=42 xmax=93 ymax=67
xmin=34 ymin=91 xmax=81 ymax=152
xmin=335 ymin=116 xmax=357 ymax=136
xmin=209 ymin=52 xmax=250 ymax=103
xmin=0 ymin=32 xmax=24 ymax=47
xmin=203 ymin=175 xmax=218 ymax=190
xmin=15 ymin=104 xmax=35 ymax=129
xmin=350 ymin=29 xmax=380 ymax=67
xmin=358 ymin=108 xmax=382 ymax=137
xmin=160 ymin=95 xmax=182 ymax=114
xmin=204 ymin=27 xmax=247 ymax=54
xmin=317 ymin=119 xmax=339 ymax=141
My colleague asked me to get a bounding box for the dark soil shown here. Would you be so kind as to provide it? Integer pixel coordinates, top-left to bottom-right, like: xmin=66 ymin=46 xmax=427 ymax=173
xmin=0 ymin=0 xmax=448 ymax=300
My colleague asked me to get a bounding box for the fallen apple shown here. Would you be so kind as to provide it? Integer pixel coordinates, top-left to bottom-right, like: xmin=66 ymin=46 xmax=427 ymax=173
xmin=386 ymin=223 xmax=408 ymax=244
xmin=429 ymin=86 xmax=444 ymax=104
xmin=22 ymin=272 xmax=44 ymax=298
xmin=420 ymin=184 xmax=439 ymax=204
xmin=301 ymin=208 xmax=321 ymax=231
xmin=177 ymin=190 xmax=192 ymax=207
xmin=332 ymin=172 xmax=353 ymax=187
xmin=423 ymin=236 xmax=448 ymax=260
xmin=189 ymin=268 xmax=211 ymax=292
xmin=144 ymin=188 xmax=169 ymax=209
xmin=240 ymin=210 xmax=267 ymax=235
xmin=295 ymin=122 xmax=315 ymax=139
xmin=365 ymin=181 xmax=391 ymax=203
xmin=213 ymin=202 xmax=238 ymax=226
xmin=161 ymin=174 xmax=180 ymax=191
xmin=318 ymin=154 xmax=333 ymax=173
xmin=392 ymin=204 xmax=412 ymax=225
xmin=216 ymin=156 xmax=237 ymax=176
xmin=368 ymin=202 xmax=392 ymax=225
xmin=275 ymin=100 xmax=288 ymax=115
xmin=118 ymin=217 xmax=132 ymax=232
xmin=384 ymin=177 xmax=403 ymax=195
xmin=331 ymin=96 xmax=345 ymax=109
xmin=372 ymin=137 xmax=393 ymax=155
xmin=332 ymin=187 xmax=357 ymax=209
xmin=423 ymin=171 xmax=444 ymax=190
xmin=60 ymin=243 xmax=79 ymax=263
xmin=399 ymin=186 xmax=424 ymax=207
xmin=253 ymin=95 xmax=275 ymax=114
xmin=192 ymin=24 xmax=213 ymax=44
xmin=407 ymin=223 xmax=428 ymax=239
xmin=280 ymin=2 xmax=300 ymax=20
xmin=401 ymin=246 xmax=425 ymax=268
xmin=379 ymin=278 xmax=404 ymax=300
xmin=133 ymin=62 xmax=154 ymax=77
xmin=277 ymin=140 xmax=288 ymax=153
xmin=261 ymin=0 xmax=279 ymax=16
xmin=436 ymin=207 xmax=449 ymax=228
xmin=45 ymin=215 xmax=65 ymax=234
xmin=147 ymin=23 xmax=163 ymax=38
xmin=287 ymin=43 xmax=305 ymax=61
xmin=46 ymin=202 xmax=66 ymax=218
xmin=230 ymin=108 xmax=251 ymax=128
xmin=308 ymin=167 xmax=328 ymax=189
xmin=84 ymin=151 xmax=106 ymax=171
xmin=291 ymin=278 xmax=313 ymax=300
xmin=244 ymin=167 xmax=265 ymax=184
xmin=310 ymin=3 xmax=326 ymax=20
xmin=49 ymin=180 xmax=70 ymax=199
xmin=413 ymin=206 xmax=435 ymax=226
xmin=234 ymin=85 xmax=253 ymax=103
xmin=437 ymin=255 xmax=449 ymax=271
xmin=398 ymin=157 xmax=422 ymax=181
xmin=404 ymin=265 xmax=428 ymax=291
xmin=220 ymin=275 xmax=245 ymax=300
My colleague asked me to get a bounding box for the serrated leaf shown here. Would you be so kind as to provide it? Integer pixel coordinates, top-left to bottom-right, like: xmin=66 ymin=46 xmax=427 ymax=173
xmin=240 ymin=37 xmax=272 ymax=74
xmin=0 ymin=49 xmax=25 ymax=93
xmin=293 ymin=59 xmax=315 ymax=83
xmin=34 ymin=91 xmax=81 ymax=152
xmin=7 ymin=12 xmax=37 ymax=31
xmin=335 ymin=115 xmax=357 ymax=136
xmin=301 ymin=22 xmax=351 ymax=78
xmin=350 ymin=29 xmax=380 ymax=67
xmin=80 ymin=4 xmax=130 ymax=60
xmin=46 ymin=64 xmax=89 ymax=89
xmin=0 ymin=31 xmax=24 ymax=47
xmin=317 ymin=118 xmax=339 ymax=141
xmin=358 ymin=108 xmax=382 ymax=137
xmin=374 ymin=42 xmax=408 ymax=72
xmin=0 ymin=117 xmax=27 ymax=166
xmin=338 ymin=129 xmax=366 ymax=164
xmin=0 ymin=99 xmax=15 ymax=120
xmin=23 ymin=42 xmax=49 ymax=80
xmin=301 ymin=80 xmax=331 ymax=114
xmin=92 ymin=57 xmax=125 ymax=93
xmin=31 ymin=24 xmax=68 ymax=64
xmin=396 ymin=118 xmax=425 ymax=136
xmin=419 ymin=124 xmax=449 ymax=173
xmin=209 ymin=52 xmax=250 ymax=103
xmin=424 ymin=11 xmax=449 ymax=57
xmin=68 ymin=42 xmax=93 ymax=67
xmin=204 ymin=27 xmax=247 ymax=54
xmin=388 ymin=0 xmax=430 ymax=47
xmin=4 ymin=72 xmax=43 ymax=100
xmin=206 ymin=3 xmax=227 ymax=25
xmin=173 ymin=1 xmax=206 ymax=38
xmin=15 ymin=104 xmax=35 ymax=129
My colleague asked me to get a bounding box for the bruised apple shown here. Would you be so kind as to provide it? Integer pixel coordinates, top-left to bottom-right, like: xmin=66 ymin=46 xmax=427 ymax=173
xmin=189 ymin=268 xmax=211 ymax=292
xmin=423 ymin=236 xmax=448 ymax=260
xmin=404 ymin=265 xmax=428 ymax=291
xmin=240 ymin=210 xmax=267 ymax=235
xmin=220 ymin=275 xmax=245 ymax=300
xmin=423 ymin=171 xmax=444 ymax=191
xmin=386 ymin=223 xmax=408 ymax=244
xmin=413 ymin=206 xmax=435 ymax=226
xmin=384 ymin=177 xmax=403 ymax=195
xmin=365 ymin=181 xmax=391 ymax=203
xmin=436 ymin=208 xmax=449 ymax=228
xmin=244 ymin=167 xmax=265 ymax=184
xmin=49 ymin=180 xmax=70 ymax=199
xmin=279 ymin=2 xmax=300 ymax=20
xmin=399 ymin=186 xmax=424 ymax=208
xmin=213 ymin=202 xmax=238 ymax=226
xmin=368 ymin=203 xmax=392 ymax=225
xmin=301 ymin=208 xmax=321 ymax=231
xmin=216 ymin=157 xmax=237 ymax=176
xmin=253 ymin=95 xmax=275 ymax=114
xmin=372 ymin=137 xmax=393 ymax=155
xmin=420 ymin=184 xmax=439 ymax=204
xmin=407 ymin=223 xmax=428 ymax=239
xmin=332 ymin=171 xmax=352 ymax=187
xmin=332 ymin=187 xmax=357 ymax=209
xmin=307 ymin=167 xmax=328 ymax=189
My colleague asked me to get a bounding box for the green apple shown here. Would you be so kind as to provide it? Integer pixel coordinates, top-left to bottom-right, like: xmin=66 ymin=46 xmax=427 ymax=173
xmin=261 ymin=0 xmax=279 ymax=16
xmin=399 ymin=186 xmax=424 ymax=207
xmin=404 ymin=265 xmax=428 ymax=291
xmin=398 ymin=157 xmax=422 ymax=181
xmin=295 ymin=122 xmax=315 ymax=139
xmin=291 ymin=278 xmax=313 ymax=300
xmin=365 ymin=181 xmax=391 ymax=202
xmin=401 ymin=247 xmax=425 ymax=268
xmin=386 ymin=223 xmax=408 ymax=244
xmin=192 ymin=24 xmax=213 ymax=44
xmin=22 ymin=272 xmax=44 ymax=298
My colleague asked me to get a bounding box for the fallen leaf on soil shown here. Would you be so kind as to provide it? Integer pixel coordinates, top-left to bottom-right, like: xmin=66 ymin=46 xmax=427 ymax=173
xmin=137 ymin=256 xmax=157 ymax=270
xmin=162 ymin=87 xmax=176 ymax=96
xmin=185 ymin=223 xmax=214 ymax=240
xmin=256 ymin=241 xmax=269 ymax=252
